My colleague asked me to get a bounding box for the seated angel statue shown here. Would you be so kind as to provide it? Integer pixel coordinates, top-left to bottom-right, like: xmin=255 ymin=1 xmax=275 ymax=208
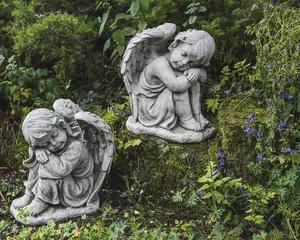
xmin=11 ymin=99 xmax=114 ymax=220
xmin=121 ymin=23 xmax=215 ymax=135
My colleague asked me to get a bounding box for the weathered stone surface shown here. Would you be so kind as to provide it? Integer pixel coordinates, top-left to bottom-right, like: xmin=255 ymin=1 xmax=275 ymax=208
xmin=126 ymin=116 xmax=215 ymax=143
xmin=121 ymin=23 xmax=215 ymax=142
xmin=10 ymin=99 xmax=114 ymax=225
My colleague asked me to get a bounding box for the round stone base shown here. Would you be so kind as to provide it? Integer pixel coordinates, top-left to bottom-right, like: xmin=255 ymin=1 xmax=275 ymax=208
xmin=126 ymin=116 xmax=216 ymax=143
xmin=10 ymin=198 xmax=99 ymax=226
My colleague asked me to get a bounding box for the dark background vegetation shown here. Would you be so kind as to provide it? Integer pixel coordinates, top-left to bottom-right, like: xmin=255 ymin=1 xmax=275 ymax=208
xmin=1 ymin=0 xmax=300 ymax=239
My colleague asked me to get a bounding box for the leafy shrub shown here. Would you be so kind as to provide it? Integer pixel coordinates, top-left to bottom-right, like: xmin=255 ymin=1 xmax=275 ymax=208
xmin=12 ymin=13 xmax=95 ymax=83
xmin=0 ymin=55 xmax=68 ymax=116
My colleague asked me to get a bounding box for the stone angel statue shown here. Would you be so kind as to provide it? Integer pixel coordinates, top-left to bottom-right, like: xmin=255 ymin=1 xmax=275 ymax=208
xmin=121 ymin=23 xmax=216 ymax=143
xmin=10 ymin=99 xmax=114 ymax=225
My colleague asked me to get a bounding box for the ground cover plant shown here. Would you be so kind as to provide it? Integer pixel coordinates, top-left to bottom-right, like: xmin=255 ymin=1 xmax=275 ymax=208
xmin=1 ymin=0 xmax=300 ymax=239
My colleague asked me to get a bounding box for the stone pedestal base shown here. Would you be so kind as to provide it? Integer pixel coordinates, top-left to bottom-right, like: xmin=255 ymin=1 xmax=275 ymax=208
xmin=10 ymin=198 xmax=99 ymax=226
xmin=126 ymin=116 xmax=215 ymax=143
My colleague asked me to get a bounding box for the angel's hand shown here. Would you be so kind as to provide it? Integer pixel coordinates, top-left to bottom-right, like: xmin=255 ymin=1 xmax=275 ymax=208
xmin=184 ymin=68 xmax=207 ymax=83
xmin=35 ymin=149 xmax=50 ymax=164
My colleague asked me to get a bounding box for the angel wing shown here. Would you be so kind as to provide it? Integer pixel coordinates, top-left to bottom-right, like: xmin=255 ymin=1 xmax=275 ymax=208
xmin=120 ymin=23 xmax=177 ymax=121
xmin=74 ymin=111 xmax=114 ymax=205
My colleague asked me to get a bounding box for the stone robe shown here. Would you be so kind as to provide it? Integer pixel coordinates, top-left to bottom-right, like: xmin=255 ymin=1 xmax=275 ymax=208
xmin=23 ymin=138 xmax=94 ymax=207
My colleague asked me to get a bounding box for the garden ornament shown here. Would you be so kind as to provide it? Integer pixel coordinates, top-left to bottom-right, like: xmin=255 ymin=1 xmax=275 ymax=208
xmin=121 ymin=23 xmax=216 ymax=143
xmin=10 ymin=99 xmax=114 ymax=225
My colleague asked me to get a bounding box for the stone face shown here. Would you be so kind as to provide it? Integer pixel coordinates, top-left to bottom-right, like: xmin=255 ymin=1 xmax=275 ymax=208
xmin=121 ymin=23 xmax=215 ymax=143
xmin=10 ymin=99 xmax=114 ymax=225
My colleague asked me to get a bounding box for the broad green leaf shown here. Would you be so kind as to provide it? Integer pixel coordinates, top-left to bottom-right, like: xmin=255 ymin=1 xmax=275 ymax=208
xmin=113 ymin=30 xmax=125 ymax=46
xmin=138 ymin=21 xmax=147 ymax=31
xmin=46 ymin=92 xmax=56 ymax=102
xmin=38 ymin=80 xmax=47 ymax=92
xmin=188 ymin=16 xmax=197 ymax=25
xmin=117 ymin=45 xmax=125 ymax=56
xmin=122 ymin=27 xmax=137 ymax=36
xmin=103 ymin=38 xmax=111 ymax=53
xmin=115 ymin=13 xmax=132 ymax=20
xmin=0 ymin=55 xmax=5 ymax=65
xmin=8 ymin=56 xmax=14 ymax=63
xmin=139 ymin=0 xmax=149 ymax=11
xmin=289 ymin=86 xmax=296 ymax=94
xmin=130 ymin=0 xmax=140 ymax=17
xmin=279 ymin=103 xmax=293 ymax=119
xmin=292 ymin=152 xmax=300 ymax=164
xmin=197 ymin=6 xmax=207 ymax=12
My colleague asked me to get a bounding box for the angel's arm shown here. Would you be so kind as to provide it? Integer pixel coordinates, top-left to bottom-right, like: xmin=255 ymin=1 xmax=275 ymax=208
xmin=38 ymin=141 xmax=82 ymax=179
xmin=149 ymin=57 xmax=192 ymax=92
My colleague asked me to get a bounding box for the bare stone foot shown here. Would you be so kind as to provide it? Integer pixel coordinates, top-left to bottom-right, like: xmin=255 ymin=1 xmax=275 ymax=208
xmin=199 ymin=114 xmax=210 ymax=127
xmin=13 ymin=194 xmax=34 ymax=209
xmin=23 ymin=198 xmax=49 ymax=216
xmin=180 ymin=117 xmax=204 ymax=131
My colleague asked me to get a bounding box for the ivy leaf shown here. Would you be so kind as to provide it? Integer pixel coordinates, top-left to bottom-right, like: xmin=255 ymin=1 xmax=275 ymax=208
xmin=130 ymin=0 xmax=140 ymax=17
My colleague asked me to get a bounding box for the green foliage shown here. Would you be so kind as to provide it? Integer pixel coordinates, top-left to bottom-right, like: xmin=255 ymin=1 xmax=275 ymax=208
xmin=6 ymin=139 xmax=28 ymax=169
xmin=0 ymin=182 xmax=24 ymax=202
xmin=11 ymin=13 xmax=95 ymax=83
xmin=0 ymin=55 xmax=66 ymax=116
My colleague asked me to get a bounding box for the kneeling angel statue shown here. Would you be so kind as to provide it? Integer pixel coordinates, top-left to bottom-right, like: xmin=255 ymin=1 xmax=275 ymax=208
xmin=10 ymin=99 xmax=114 ymax=225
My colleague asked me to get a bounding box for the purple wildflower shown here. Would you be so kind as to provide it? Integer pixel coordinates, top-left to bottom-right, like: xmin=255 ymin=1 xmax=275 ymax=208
xmin=296 ymin=45 xmax=299 ymax=51
xmin=199 ymin=191 xmax=205 ymax=197
xmin=248 ymin=112 xmax=255 ymax=122
xmin=88 ymin=90 xmax=94 ymax=95
xmin=286 ymin=93 xmax=293 ymax=99
xmin=277 ymin=120 xmax=288 ymax=129
xmin=295 ymin=63 xmax=299 ymax=67
xmin=256 ymin=154 xmax=263 ymax=163
xmin=217 ymin=151 xmax=226 ymax=159
xmin=183 ymin=180 xmax=189 ymax=186
xmin=239 ymin=187 xmax=247 ymax=196
xmin=256 ymin=131 xmax=261 ymax=139
xmin=276 ymin=82 xmax=280 ymax=87
xmin=246 ymin=126 xmax=256 ymax=136
xmin=220 ymin=158 xmax=225 ymax=168
xmin=282 ymin=147 xmax=291 ymax=155
xmin=264 ymin=179 xmax=271 ymax=187
xmin=215 ymin=167 xmax=220 ymax=174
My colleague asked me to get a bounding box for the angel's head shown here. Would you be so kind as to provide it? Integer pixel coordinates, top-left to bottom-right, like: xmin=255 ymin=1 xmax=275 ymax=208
xmin=53 ymin=99 xmax=82 ymax=123
xmin=168 ymin=29 xmax=215 ymax=71
xmin=22 ymin=108 xmax=80 ymax=153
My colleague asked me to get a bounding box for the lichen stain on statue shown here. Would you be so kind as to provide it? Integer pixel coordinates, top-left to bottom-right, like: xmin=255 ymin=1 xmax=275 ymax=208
xmin=10 ymin=99 xmax=114 ymax=226
xmin=121 ymin=23 xmax=216 ymax=143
